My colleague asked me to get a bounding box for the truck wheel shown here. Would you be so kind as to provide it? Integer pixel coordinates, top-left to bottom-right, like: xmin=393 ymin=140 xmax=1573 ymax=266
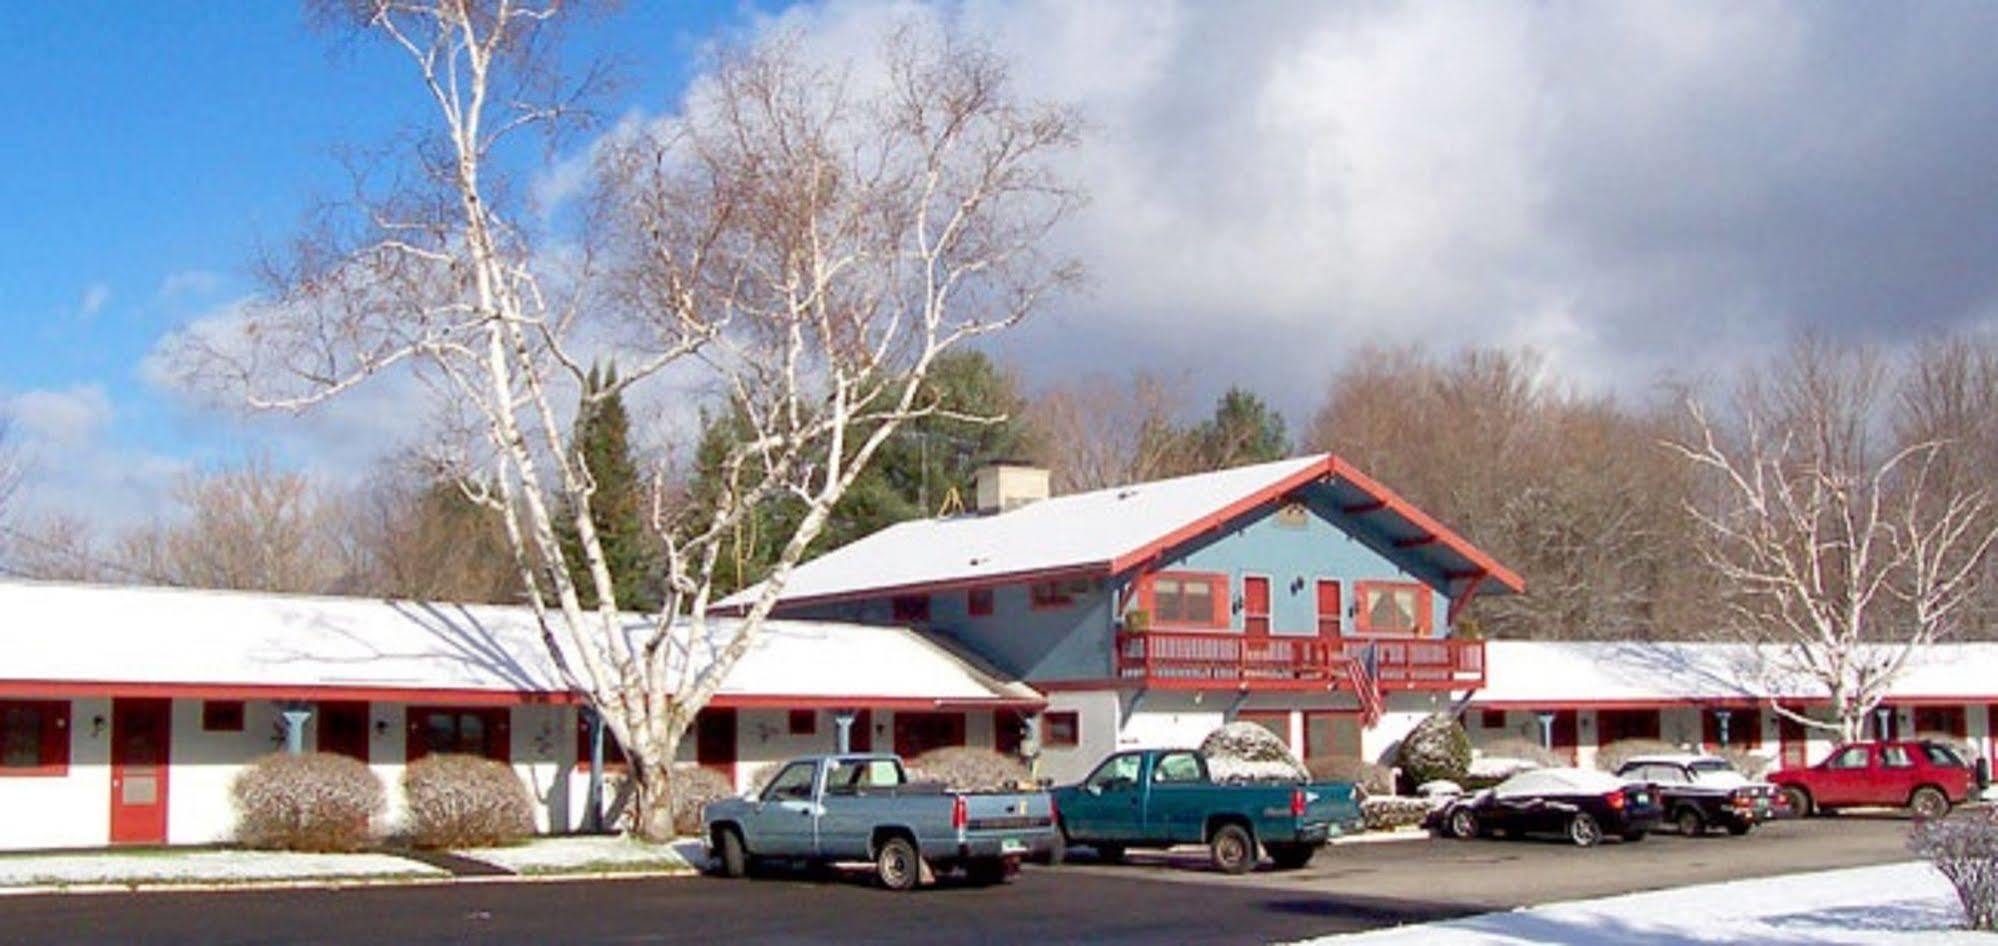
xmin=1782 ymin=786 xmax=1814 ymax=818
xmin=1447 ymin=808 xmax=1479 ymax=840
xmin=714 ymin=828 xmax=750 ymax=879
xmin=966 ymin=857 xmax=1016 ymax=886
xmin=1210 ymin=823 xmax=1257 ymax=874
xmin=875 ymin=836 xmax=922 ymax=892
xmin=1910 ymin=786 xmax=1950 ymax=820
xmin=1567 ymin=813 xmax=1603 ymax=848
xmin=1675 ymin=808 xmax=1706 ymax=837
xmin=1093 ymin=843 xmax=1125 ymax=864
xmin=1267 ymin=842 xmax=1317 ymax=870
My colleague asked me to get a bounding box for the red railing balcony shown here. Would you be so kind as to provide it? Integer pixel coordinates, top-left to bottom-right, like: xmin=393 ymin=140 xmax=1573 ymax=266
xmin=1114 ymin=630 xmax=1484 ymax=692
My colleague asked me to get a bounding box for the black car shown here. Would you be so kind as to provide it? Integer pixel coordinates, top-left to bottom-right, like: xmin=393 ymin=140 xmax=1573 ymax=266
xmin=1614 ymin=754 xmax=1788 ymax=837
xmin=1431 ymin=767 xmax=1662 ymax=847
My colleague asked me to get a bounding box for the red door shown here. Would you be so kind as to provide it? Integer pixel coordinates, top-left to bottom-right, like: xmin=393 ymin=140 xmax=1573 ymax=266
xmin=318 ymin=701 xmax=371 ymax=763
xmin=1550 ymin=710 xmax=1578 ymax=764
xmin=110 ymin=698 xmax=172 ymax=845
xmin=1315 ymin=580 xmax=1341 ymax=636
xmin=1243 ymin=577 xmax=1271 ymax=637
xmin=849 ymin=709 xmax=872 ymax=752
xmin=893 ymin=712 xmax=966 ymax=758
xmin=1779 ymin=714 xmax=1809 ymax=768
xmin=695 ymin=708 xmax=737 ymax=783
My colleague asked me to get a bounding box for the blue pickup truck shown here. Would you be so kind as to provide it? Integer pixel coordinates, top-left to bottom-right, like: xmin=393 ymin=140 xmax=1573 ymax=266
xmin=702 ymin=753 xmax=1059 ymax=891
xmin=1052 ymin=748 xmax=1362 ymax=872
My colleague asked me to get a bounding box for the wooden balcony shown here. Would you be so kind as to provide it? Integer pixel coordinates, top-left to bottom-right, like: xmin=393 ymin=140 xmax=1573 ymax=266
xmin=1114 ymin=630 xmax=1485 ymax=692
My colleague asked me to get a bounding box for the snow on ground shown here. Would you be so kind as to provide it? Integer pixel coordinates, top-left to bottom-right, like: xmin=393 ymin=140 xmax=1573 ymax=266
xmin=0 ymin=850 xmax=445 ymax=889
xmin=453 ymin=835 xmax=699 ymax=876
xmin=1286 ymin=861 xmax=1995 ymax=945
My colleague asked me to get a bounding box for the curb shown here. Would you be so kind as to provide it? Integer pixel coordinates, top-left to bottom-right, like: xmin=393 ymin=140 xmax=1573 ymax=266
xmin=0 ymin=865 xmax=700 ymax=898
xmin=1329 ymin=830 xmax=1430 ymax=846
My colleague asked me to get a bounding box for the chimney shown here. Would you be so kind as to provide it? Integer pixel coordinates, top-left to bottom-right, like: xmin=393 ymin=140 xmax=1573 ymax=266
xmin=973 ymin=462 xmax=1050 ymax=514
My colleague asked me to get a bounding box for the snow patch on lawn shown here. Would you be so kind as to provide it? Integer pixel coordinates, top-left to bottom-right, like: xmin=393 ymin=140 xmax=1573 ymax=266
xmin=452 ymin=835 xmax=698 ymax=876
xmin=1286 ymin=861 xmax=1996 ymax=945
xmin=0 ymin=850 xmax=444 ymax=889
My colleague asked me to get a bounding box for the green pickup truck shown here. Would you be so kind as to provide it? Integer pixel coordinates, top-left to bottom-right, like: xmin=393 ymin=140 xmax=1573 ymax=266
xmin=1051 ymin=748 xmax=1362 ymax=873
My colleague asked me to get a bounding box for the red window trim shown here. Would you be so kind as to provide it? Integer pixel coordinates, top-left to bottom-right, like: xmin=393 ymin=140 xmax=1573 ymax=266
xmin=967 ymin=587 xmax=995 ymax=618
xmin=1353 ymin=580 xmax=1433 ymax=635
xmin=409 ymin=706 xmax=511 ymax=764
xmin=1137 ymin=571 xmax=1232 ymax=630
xmin=202 ymin=700 xmax=245 ymax=733
xmin=0 ymin=699 xmax=70 ymax=777
xmin=891 ymin=594 xmax=931 ymax=623
xmin=1042 ymin=711 xmax=1080 ymax=748
xmin=788 ymin=709 xmax=817 ymax=736
xmin=1030 ymin=579 xmax=1090 ymax=610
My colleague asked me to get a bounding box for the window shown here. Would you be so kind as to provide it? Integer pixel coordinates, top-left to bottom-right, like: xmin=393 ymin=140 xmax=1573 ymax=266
xmin=1915 ymin=707 xmax=1966 ymax=736
xmin=1153 ymin=751 xmax=1204 ymax=784
xmin=891 ymin=595 xmax=930 ymax=623
xmin=0 ymin=700 xmax=68 ymax=776
xmin=1480 ymin=710 xmax=1507 ymax=730
xmin=1354 ymin=581 xmax=1432 ymax=635
xmin=1924 ymin=743 xmax=1968 ymax=768
xmin=1042 ymin=711 xmax=1079 ymax=748
xmin=763 ymin=761 xmax=818 ymax=801
xmin=408 ymin=707 xmax=509 ymax=763
xmin=968 ymin=588 xmax=995 ymax=617
xmin=826 ymin=757 xmax=904 ymax=794
xmin=1828 ymin=746 xmax=1871 ymax=770
xmin=1598 ymin=709 xmax=1660 ymax=745
xmin=1085 ymin=753 xmax=1142 ymax=792
xmin=201 ymin=700 xmax=245 ymax=733
xmin=788 ymin=709 xmax=817 ymax=736
xmin=1030 ymin=579 xmax=1090 ymax=609
xmin=1881 ymin=745 xmax=1915 ymax=769
xmin=1145 ymin=572 xmax=1228 ymax=628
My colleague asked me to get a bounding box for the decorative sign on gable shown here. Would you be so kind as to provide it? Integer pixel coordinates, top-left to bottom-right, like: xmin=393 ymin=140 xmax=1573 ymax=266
xmin=1275 ymin=501 xmax=1309 ymax=528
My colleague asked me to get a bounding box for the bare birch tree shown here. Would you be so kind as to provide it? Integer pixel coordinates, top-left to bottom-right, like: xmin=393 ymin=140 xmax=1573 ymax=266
xmin=167 ymin=2 xmax=1078 ymax=839
xmin=1670 ymin=338 xmax=1998 ymax=740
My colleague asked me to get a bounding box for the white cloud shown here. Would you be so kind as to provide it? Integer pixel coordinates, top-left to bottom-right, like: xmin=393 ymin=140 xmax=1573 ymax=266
xmin=1 ymin=385 xmax=189 ymax=533
xmin=78 ymin=283 xmax=112 ymax=320
xmin=4 ymin=385 xmax=113 ymax=449
xmin=157 ymin=269 xmax=223 ymax=300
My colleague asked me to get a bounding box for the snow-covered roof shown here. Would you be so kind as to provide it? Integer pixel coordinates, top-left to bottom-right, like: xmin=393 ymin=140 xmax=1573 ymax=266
xmin=719 ymin=454 xmax=1522 ymax=610
xmin=0 ymin=580 xmax=1038 ymax=707
xmin=1474 ymin=640 xmax=1998 ymax=706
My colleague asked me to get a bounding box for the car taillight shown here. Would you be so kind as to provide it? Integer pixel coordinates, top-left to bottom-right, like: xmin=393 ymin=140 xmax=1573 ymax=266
xmin=952 ymin=795 xmax=968 ymax=832
xmin=1606 ymin=790 xmax=1626 ymax=811
xmin=1291 ymin=787 xmax=1307 ymax=818
xmin=1049 ymin=794 xmax=1060 ymax=824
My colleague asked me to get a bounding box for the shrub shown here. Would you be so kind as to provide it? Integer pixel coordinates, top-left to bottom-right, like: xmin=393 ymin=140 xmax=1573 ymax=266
xmin=1360 ymin=796 xmax=1433 ymax=831
xmin=232 ymin=752 xmax=385 ymax=853
xmin=1395 ymin=715 xmax=1471 ymax=790
xmin=403 ymin=754 xmax=536 ymax=849
xmin=668 ymin=764 xmax=737 ymax=837
xmin=1306 ymin=757 xmax=1394 ymax=798
xmin=1474 ymin=737 xmax=1563 ymax=770
xmin=1595 ymin=738 xmax=1684 ymax=773
xmin=1200 ymin=722 xmax=1308 ymax=784
xmin=906 ymin=747 xmax=1031 ymax=792
xmin=1909 ymin=808 xmax=1998 ymax=931
xmin=1717 ymin=746 xmax=1772 ymax=779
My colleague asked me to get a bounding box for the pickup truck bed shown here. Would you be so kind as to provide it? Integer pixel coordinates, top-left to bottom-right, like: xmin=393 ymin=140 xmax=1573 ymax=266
xmin=703 ymin=753 xmax=1059 ymax=890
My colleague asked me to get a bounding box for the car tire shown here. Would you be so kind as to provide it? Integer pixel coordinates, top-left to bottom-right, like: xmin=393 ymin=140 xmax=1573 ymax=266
xmin=1094 ymin=843 xmax=1125 ymax=864
xmin=1447 ymin=808 xmax=1480 ymax=840
xmin=875 ymin=836 xmax=922 ymax=892
xmin=1267 ymin=842 xmax=1317 ymax=870
xmin=714 ymin=827 xmax=750 ymax=879
xmin=1675 ymin=808 xmax=1706 ymax=837
xmin=1209 ymin=823 xmax=1257 ymax=875
xmin=1568 ymin=813 xmax=1603 ymax=848
xmin=1910 ymin=786 xmax=1951 ymax=820
xmin=1782 ymin=786 xmax=1814 ymax=818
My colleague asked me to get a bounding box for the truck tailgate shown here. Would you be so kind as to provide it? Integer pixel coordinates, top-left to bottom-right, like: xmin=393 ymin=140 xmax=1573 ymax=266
xmin=1303 ymin=781 xmax=1362 ymax=828
xmin=962 ymin=792 xmax=1055 ymax=832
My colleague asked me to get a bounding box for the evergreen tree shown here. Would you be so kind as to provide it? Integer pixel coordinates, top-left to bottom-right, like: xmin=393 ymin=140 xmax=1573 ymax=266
xmin=557 ymin=364 xmax=659 ymax=610
xmin=1189 ymin=387 xmax=1290 ymax=470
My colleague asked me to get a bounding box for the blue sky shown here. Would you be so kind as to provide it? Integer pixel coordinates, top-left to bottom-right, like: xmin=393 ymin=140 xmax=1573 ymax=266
xmin=6 ymin=1 xmax=1998 ymax=535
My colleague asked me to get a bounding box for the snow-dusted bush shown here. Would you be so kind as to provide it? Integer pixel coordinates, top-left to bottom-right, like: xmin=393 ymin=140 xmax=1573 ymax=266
xmin=1200 ymin=722 xmax=1308 ymax=783
xmin=1476 ymin=738 xmax=1562 ymax=770
xmin=1361 ymin=796 xmax=1432 ymax=831
xmin=403 ymin=754 xmax=535 ymax=849
xmin=669 ymin=764 xmax=736 ymax=837
xmin=1717 ymin=747 xmax=1772 ymax=779
xmin=1908 ymin=808 xmax=1998 ymax=931
xmin=232 ymin=752 xmax=385 ymax=853
xmin=1306 ymin=757 xmax=1394 ymax=797
xmin=906 ymin=747 xmax=1032 ymax=792
xmin=1395 ymin=716 xmax=1470 ymax=790
xmin=1417 ymin=779 xmax=1461 ymax=799
xmin=1595 ymin=739 xmax=1683 ymax=773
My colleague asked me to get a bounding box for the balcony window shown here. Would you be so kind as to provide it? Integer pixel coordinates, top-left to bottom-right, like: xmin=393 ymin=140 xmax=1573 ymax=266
xmin=1354 ymin=581 xmax=1432 ymax=635
xmin=1145 ymin=572 xmax=1228 ymax=629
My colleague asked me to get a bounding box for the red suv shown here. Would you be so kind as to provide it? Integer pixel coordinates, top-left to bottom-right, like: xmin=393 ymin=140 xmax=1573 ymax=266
xmin=1766 ymin=740 xmax=1975 ymax=819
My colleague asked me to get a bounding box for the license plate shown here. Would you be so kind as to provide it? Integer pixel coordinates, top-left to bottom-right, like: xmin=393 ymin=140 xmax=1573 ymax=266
xmin=1001 ymin=838 xmax=1026 ymax=854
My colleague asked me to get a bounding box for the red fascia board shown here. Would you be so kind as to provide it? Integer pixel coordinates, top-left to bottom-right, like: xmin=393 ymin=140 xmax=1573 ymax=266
xmin=0 ymin=680 xmax=580 ymax=706
xmin=1329 ymin=459 xmax=1526 ymax=594
xmin=1469 ymin=697 xmax=1816 ymax=711
xmin=708 ymin=693 xmax=1046 ymax=711
xmin=1109 ymin=458 xmax=1341 ymax=573
xmin=711 ymin=563 xmax=1109 ymax=614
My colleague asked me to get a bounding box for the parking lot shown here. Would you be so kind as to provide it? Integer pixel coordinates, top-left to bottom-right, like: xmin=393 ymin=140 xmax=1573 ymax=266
xmin=0 ymin=816 xmax=1923 ymax=946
